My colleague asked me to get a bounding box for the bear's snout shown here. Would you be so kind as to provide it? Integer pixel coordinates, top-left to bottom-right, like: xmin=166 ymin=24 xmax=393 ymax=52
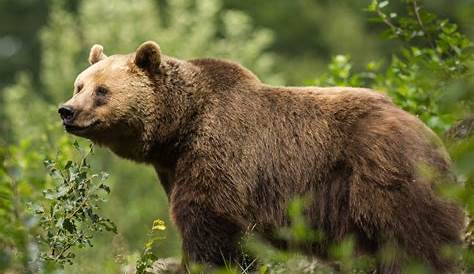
xmin=58 ymin=105 xmax=76 ymax=124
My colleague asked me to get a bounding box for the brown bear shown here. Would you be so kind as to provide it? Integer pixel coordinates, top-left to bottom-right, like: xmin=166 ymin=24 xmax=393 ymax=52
xmin=59 ymin=41 xmax=465 ymax=273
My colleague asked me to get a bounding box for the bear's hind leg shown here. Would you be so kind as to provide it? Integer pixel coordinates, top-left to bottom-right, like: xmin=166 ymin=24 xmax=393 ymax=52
xmin=349 ymin=172 xmax=463 ymax=273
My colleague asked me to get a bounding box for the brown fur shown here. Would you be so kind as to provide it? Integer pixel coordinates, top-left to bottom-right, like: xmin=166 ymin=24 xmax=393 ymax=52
xmin=60 ymin=41 xmax=465 ymax=273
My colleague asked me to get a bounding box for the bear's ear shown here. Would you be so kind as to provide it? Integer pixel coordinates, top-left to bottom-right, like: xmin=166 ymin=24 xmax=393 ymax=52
xmin=88 ymin=44 xmax=107 ymax=65
xmin=134 ymin=41 xmax=161 ymax=74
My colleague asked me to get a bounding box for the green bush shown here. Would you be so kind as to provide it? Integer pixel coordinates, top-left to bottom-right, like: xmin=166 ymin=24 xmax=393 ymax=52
xmin=37 ymin=142 xmax=116 ymax=265
xmin=317 ymin=0 xmax=473 ymax=133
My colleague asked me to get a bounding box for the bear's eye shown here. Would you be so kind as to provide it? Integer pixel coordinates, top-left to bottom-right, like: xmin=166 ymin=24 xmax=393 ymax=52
xmin=95 ymin=85 xmax=109 ymax=97
xmin=75 ymin=83 xmax=84 ymax=94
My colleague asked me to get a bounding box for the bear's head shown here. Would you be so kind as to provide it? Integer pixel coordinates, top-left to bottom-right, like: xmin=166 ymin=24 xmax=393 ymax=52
xmin=59 ymin=41 xmax=192 ymax=162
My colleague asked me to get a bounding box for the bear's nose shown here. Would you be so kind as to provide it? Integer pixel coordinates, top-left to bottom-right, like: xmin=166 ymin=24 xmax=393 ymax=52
xmin=58 ymin=105 xmax=76 ymax=122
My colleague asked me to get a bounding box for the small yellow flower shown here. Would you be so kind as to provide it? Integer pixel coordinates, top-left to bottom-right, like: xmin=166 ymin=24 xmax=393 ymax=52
xmin=152 ymin=219 xmax=166 ymax=231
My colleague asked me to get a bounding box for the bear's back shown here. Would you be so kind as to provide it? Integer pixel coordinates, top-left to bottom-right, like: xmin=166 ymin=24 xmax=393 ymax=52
xmin=190 ymin=58 xmax=262 ymax=92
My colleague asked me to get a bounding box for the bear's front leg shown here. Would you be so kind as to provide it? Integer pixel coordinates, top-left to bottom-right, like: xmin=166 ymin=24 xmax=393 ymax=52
xmin=171 ymin=196 xmax=245 ymax=269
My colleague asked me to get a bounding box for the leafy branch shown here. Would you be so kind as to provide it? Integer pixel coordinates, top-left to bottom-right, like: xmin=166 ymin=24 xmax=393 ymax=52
xmin=136 ymin=219 xmax=167 ymax=274
xmin=320 ymin=0 xmax=474 ymax=132
xmin=32 ymin=141 xmax=116 ymax=266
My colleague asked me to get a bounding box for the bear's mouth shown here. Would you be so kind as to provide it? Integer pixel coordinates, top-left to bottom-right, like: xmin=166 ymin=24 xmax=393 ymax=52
xmin=64 ymin=120 xmax=100 ymax=134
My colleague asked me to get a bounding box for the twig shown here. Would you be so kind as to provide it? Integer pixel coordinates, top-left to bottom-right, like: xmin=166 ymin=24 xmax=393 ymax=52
xmin=65 ymin=197 xmax=89 ymax=220
xmin=53 ymin=242 xmax=73 ymax=261
xmin=375 ymin=8 xmax=401 ymax=37
xmin=412 ymin=0 xmax=436 ymax=48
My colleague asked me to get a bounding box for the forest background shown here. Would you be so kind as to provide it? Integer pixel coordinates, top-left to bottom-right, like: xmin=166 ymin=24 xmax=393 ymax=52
xmin=1 ymin=0 xmax=473 ymax=273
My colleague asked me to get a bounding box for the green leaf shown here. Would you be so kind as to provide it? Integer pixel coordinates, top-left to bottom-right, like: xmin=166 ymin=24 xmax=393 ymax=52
xmin=72 ymin=140 xmax=80 ymax=151
xmin=98 ymin=184 xmax=110 ymax=194
xmin=367 ymin=0 xmax=378 ymax=12
xmin=378 ymin=1 xmax=389 ymax=8
xmin=259 ymin=264 xmax=269 ymax=274
xmin=63 ymin=218 xmax=76 ymax=233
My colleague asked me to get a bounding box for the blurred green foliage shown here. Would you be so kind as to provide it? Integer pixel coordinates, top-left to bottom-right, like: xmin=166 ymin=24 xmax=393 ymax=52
xmin=0 ymin=0 xmax=473 ymax=273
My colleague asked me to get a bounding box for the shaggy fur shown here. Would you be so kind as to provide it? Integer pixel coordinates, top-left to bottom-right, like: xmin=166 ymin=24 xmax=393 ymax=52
xmin=60 ymin=41 xmax=465 ymax=273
